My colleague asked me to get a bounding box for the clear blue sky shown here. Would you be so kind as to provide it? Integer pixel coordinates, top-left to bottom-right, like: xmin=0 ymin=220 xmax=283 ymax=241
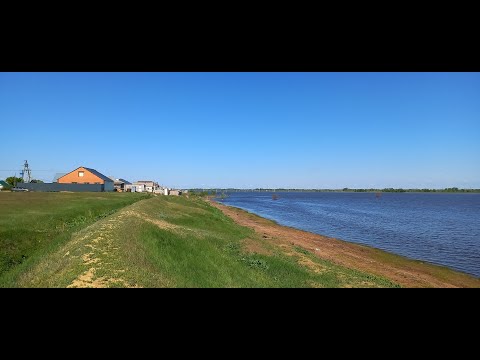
xmin=1 ymin=72 xmax=479 ymax=189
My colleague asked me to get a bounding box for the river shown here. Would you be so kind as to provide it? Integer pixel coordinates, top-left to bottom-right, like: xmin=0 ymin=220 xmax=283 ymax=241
xmin=221 ymin=192 xmax=480 ymax=277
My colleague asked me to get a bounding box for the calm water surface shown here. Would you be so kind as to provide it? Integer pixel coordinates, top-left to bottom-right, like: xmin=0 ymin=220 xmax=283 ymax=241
xmin=221 ymin=192 xmax=480 ymax=277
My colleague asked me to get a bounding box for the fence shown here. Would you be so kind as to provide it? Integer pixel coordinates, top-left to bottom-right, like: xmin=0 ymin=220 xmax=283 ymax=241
xmin=15 ymin=183 xmax=106 ymax=192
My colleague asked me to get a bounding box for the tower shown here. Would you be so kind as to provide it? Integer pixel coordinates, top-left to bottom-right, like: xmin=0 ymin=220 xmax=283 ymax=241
xmin=20 ymin=160 xmax=32 ymax=183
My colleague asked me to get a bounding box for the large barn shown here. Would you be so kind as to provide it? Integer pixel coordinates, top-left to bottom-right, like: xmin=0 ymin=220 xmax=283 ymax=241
xmin=57 ymin=166 xmax=114 ymax=191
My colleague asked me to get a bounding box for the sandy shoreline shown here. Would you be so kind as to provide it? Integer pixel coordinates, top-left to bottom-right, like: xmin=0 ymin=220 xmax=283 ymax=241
xmin=208 ymin=199 xmax=480 ymax=288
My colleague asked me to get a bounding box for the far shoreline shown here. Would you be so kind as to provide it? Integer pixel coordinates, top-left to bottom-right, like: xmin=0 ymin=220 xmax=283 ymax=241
xmin=192 ymin=188 xmax=480 ymax=194
xmin=208 ymin=198 xmax=480 ymax=288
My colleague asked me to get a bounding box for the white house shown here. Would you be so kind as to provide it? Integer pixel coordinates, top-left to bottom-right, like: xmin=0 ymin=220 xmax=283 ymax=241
xmin=130 ymin=184 xmax=146 ymax=192
xmin=133 ymin=181 xmax=159 ymax=193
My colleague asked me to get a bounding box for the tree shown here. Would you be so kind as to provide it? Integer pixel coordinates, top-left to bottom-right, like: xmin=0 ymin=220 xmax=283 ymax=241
xmin=6 ymin=177 xmax=23 ymax=186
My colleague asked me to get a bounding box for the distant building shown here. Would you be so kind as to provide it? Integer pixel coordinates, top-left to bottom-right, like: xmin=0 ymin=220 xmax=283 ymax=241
xmin=134 ymin=181 xmax=159 ymax=193
xmin=130 ymin=184 xmax=146 ymax=192
xmin=57 ymin=166 xmax=114 ymax=191
xmin=0 ymin=180 xmax=9 ymax=190
xmin=169 ymin=190 xmax=182 ymax=196
xmin=109 ymin=177 xmax=132 ymax=192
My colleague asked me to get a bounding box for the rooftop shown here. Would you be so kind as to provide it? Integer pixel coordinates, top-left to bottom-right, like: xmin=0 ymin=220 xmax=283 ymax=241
xmin=113 ymin=178 xmax=132 ymax=185
xmin=82 ymin=167 xmax=114 ymax=182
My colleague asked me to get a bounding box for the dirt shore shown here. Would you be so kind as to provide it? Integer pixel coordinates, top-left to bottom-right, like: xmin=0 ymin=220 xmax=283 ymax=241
xmin=209 ymin=200 xmax=480 ymax=288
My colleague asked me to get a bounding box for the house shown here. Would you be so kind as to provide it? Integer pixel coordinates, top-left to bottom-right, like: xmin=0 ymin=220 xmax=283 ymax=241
xmin=133 ymin=180 xmax=159 ymax=193
xmin=130 ymin=184 xmax=146 ymax=192
xmin=109 ymin=177 xmax=132 ymax=192
xmin=169 ymin=189 xmax=182 ymax=196
xmin=57 ymin=166 xmax=114 ymax=191
xmin=0 ymin=180 xmax=9 ymax=190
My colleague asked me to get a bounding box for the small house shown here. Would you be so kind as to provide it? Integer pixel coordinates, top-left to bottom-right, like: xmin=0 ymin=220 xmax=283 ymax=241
xmin=130 ymin=184 xmax=146 ymax=192
xmin=0 ymin=180 xmax=9 ymax=190
xmin=134 ymin=181 xmax=159 ymax=193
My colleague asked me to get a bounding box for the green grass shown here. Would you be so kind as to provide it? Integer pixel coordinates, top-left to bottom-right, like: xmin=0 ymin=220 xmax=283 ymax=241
xmin=131 ymin=198 xmax=356 ymax=287
xmin=9 ymin=195 xmax=399 ymax=287
xmin=0 ymin=192 xmax=149 ymax=286
xmin=127 ymin=198 xmax=399 ymax=287
xmin=1 ymin=193 xmax=402 ymax=287
xmin=5 ymin=193 xmax=478 ymax=288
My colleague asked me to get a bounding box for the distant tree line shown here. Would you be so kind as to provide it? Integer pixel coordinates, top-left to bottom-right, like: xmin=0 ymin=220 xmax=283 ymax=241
xmin=341 ymin=187 xmax=480 ymax=193
xmin=4 ymin=177 xmax=44 ymax=187
xmin=189 ymin=187 xmax=480 ymax=193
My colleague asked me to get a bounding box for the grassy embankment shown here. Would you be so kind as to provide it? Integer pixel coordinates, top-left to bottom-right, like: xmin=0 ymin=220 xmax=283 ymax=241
xmin=1 ymin=193 xmax=399 ymax=287
xmin=0 ymin=192 xmax=148 ymax=286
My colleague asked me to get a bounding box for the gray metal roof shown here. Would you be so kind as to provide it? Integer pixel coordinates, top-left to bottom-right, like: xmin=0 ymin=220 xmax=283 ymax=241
xmin=111 ymin=178 xmax=132 ymax=185
xmin=83 ymin=167 xmax=114 ymax=182
xmin=53 ymin=173 xmax=67 ymax=182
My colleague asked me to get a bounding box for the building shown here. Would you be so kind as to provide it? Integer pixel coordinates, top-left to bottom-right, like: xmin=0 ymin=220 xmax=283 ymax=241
xmin=161 ymin=188 xmax=183 ymax=196
xmin=57 ymin=167 xmax=114 ymax=192
xmin=109 ymin=178 xmax=132 ymax=192
xmin=0 ymin=180 xmax=9 ymax=190
xmin=134 ymin=181 xmax=159 ymax=193
xmin=130 ymin=184 xmax=146 ymax=192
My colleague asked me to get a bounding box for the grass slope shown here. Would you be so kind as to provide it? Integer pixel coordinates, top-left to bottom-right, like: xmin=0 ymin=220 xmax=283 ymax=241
xmin=9 ymin=195 xmax=398 ymax=287
xmin=0 ymin=192 xmax=148 ymax=286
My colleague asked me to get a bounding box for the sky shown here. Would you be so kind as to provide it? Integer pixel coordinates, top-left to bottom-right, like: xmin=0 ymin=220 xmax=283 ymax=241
xmin=0 ymin=72 xmax=479 ymax=189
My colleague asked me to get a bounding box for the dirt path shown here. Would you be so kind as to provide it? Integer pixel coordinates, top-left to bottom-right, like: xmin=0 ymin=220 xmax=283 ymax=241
xmin=16 ymin=198 xmax=180 ymax=288
xmin=209 ymin=200 xmax=480 ymax=288
xmin=18 ymin=202 xmax=154 ymax=288
xmin=66 ymin=210 xmax=136 ymax=288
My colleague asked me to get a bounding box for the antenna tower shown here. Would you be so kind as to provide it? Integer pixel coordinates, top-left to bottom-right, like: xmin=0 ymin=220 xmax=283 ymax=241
xmin=20 ymin=160 xmax=32 ymax=183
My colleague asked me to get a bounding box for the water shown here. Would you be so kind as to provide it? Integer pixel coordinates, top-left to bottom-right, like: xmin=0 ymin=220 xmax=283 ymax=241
xmin=221 ymin=192 xmax=480 ymax=277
